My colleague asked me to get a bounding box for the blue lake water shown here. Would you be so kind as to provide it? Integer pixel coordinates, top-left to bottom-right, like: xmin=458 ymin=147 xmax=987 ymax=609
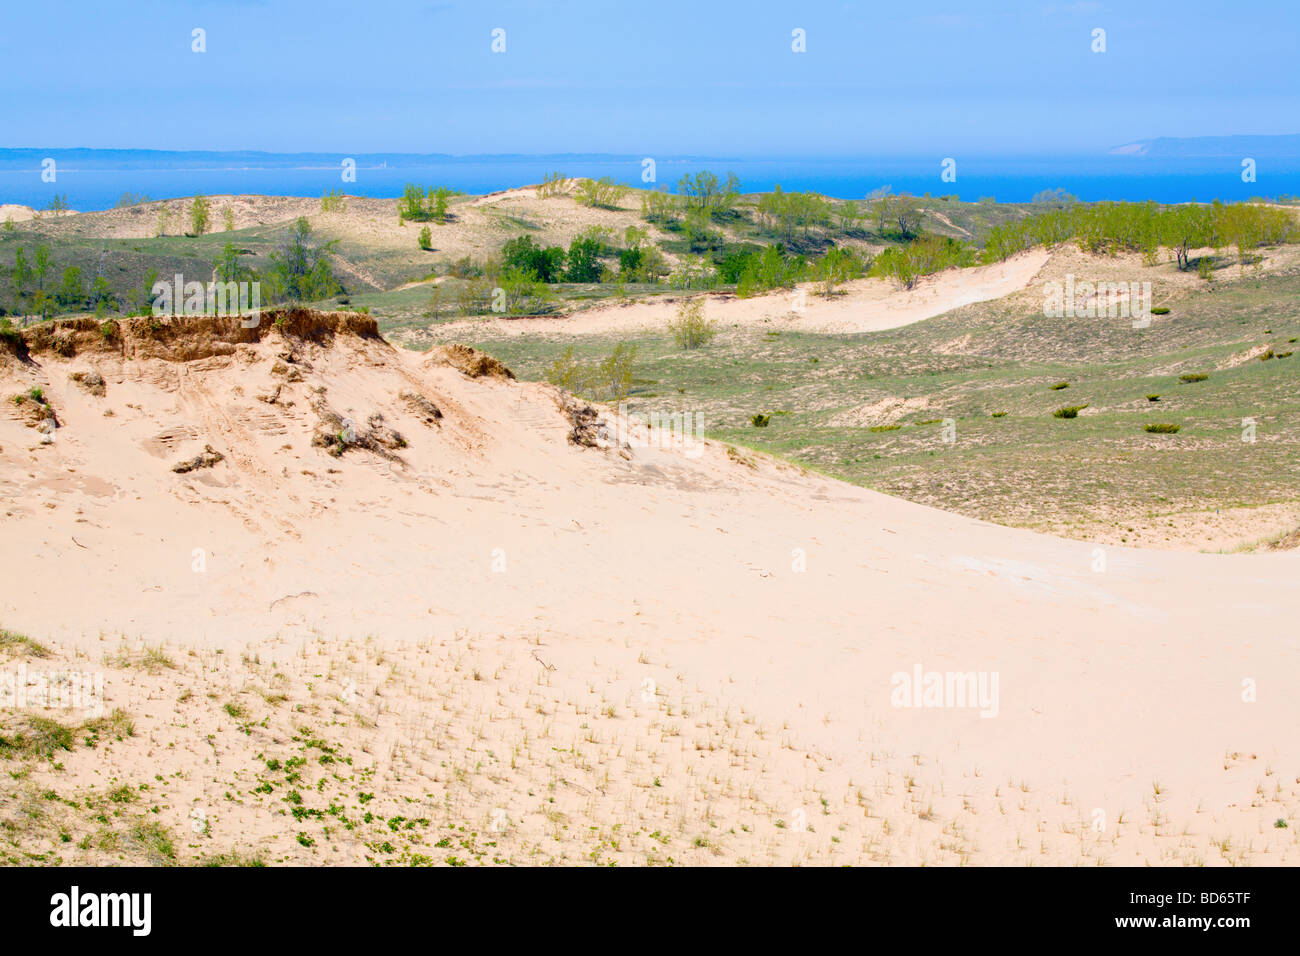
xmin=1 ymin=152 xmax=1297 ymax=210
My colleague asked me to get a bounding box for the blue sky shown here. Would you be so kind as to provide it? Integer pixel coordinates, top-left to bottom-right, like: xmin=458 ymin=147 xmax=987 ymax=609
xmin=3 ymin=0 xmax=1297 ymax=156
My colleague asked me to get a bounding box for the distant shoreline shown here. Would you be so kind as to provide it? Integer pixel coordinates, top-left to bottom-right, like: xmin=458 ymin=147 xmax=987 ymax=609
xmin=3 ymin=150 xmax=1299 ymax=211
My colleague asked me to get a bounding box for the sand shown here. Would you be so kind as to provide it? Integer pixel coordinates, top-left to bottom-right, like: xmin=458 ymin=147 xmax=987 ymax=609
xmin=0 ymin=312 xmax=1296 ymax=865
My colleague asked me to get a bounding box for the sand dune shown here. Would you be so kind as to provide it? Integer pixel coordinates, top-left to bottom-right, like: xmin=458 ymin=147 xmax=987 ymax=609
xmin=1 ymin=313 xmax=1296 ymax=865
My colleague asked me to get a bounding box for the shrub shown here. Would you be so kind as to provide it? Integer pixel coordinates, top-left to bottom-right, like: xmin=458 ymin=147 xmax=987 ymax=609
xmin=398 ymin=184 xmax=460 ymax=222
xmin=640 ymin=190 xmax=679 ymax=224
xmin=418 ymin=226 xmax=432 ymax=251
xmin=1150 ymin=306 xmax=1171 ymax=315
xmin=980 ymin=200 xmax=1297 ymax=267
xmin=1259 ymin=349 xmax=1275 ymax=361
xmin=0 ymin=318 xmax=21 ymax=348
xmin=1053 ymin=404 xmax=1089 ymax=419
xmin=813 ymin=246 xmax=867 ymax=296
xmin=320 ymin=189 xmax=346 ymax=213
xmin=667 ymin=297 xmax=717 ymax=349
xmin=1146 ymin=393 xmax=1160 ymax=401
xmin=537 ymin=172 xmax=567 ymax=198
xmin=1144 ymin=423 xmax=1180 ymax=434
xmin=869 ymin=235 xmax=974 ymax=290
xmin=574 ymin=177 xmax=627 ymax=209
xmin=869 ymin=424 xmax=902 ymax=432
xmin=544 ymin=343 xmax=637 ymax=402
xmin=1048 ymin=381 xmax=1070 ymax=390
xmin=991 ymin=411 xmax=1008 ymax=418
xmin=189 ymin=194 xmax=210 ymax=235
xmin=501 ymin=235 xmax=565 ymax=283
xmin=751 ymin=413 xmax=770 ymax=428
xmin=1179 ymin=372 xmax=1208 ymax=383
xmin=735 ymin=246 xmax=809 ymax=297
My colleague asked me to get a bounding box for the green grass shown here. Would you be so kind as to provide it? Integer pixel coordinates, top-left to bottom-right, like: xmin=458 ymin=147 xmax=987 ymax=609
xmin=431 ymin=270 xmax=1300 ymax=536
xmin=0 ymin=629 xmax=50 ymax=658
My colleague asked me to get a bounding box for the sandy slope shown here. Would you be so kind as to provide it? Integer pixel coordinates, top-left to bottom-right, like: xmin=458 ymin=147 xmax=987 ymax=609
xmin=0 ymin=205 xmax=38 ymax=223
xmin=0 ymin=314 xmax=1297 ymax=865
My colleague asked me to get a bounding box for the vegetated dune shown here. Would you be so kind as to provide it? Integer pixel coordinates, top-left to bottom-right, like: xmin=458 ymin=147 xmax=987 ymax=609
xmin=0 ymin=312 xmax=1296 ymax=865
xmin=431 ymin=249 xmax=1053 ymax=339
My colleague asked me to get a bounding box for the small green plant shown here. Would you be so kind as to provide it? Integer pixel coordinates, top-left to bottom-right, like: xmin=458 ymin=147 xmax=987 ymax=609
xmin=320 ymin=189 xmax=346 ymax=213
xmin=1053 ymin=404 xmax=1089 ymax=419
xmin=108 ymin=785 xmax=137 ymax=804
xmin=1259 ymin=349 xmax=1275 ymax=360
xmin=990 ymin=411 xmax=1008 ymax=418
xmin=751 ymin=413 xmax=770 ymax=428
xmin=869 ymin=423 xmax=902 ymax=432
xmin=418 ymin=226 xmax=432 ymax=251
xmin=667 ymin=297 xmax=717 ymax=349
xmin=1144 ymin=423 xmax=1180 ymax=434
xmin=0 ymin=629 xmax=50 ymax=657
xmin=1179 ymin=372 xmax=1208 ymax=383
xmin=1146 ymin=394 xmax=1161 ymax=402
xmin=1150 ymin=306 xmax=1171 ymax=315
xmin=1048 ymin=381 xmax=1070 ymax=391
xmin=0 ymin=716 xmax=75 ymax=758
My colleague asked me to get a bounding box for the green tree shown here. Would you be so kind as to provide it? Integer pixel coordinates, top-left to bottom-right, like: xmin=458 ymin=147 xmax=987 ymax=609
xmin=13 ymin=247 xmax=32 ymax=310
xmin=428 ymin=186 xmax=455 ymax=221
xmin=57 ymin=266 xmax=85 ymax=309
xmin=215 ymin=241 xmax=254 ymax=284
xmin=268 ymin=217 xmax=340 ymax=303
xmin=564 ymin=236 xmax=602 ymax=282
xmin=501 ymin=235 xmax=565 ymax=283
xmin=33 ymin=246 xmax=52 ymax=318
xmin=398 ymin=183 xmax=426 ymax=222
xmin=676 ymin=171 xmax=740 ymax=218
xmin=189 ymin=195 xmax=211 ymax=235
xmin=89 ymin=275 xmax=117 ymax=316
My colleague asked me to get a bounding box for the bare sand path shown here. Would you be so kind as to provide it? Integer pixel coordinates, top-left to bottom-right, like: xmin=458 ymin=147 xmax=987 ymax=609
xmin=432 ymin=250 xmax=1052 ymax=339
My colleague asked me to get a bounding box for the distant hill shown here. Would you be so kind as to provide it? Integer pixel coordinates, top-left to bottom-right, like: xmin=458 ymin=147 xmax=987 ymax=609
xmin=1109 ymin=134 xmax=1300 ymax=158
